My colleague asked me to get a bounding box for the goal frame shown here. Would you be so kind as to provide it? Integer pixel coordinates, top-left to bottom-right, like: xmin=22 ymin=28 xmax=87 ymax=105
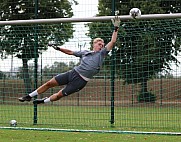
xmin=0 ymin=13 xmax=180 ymax=25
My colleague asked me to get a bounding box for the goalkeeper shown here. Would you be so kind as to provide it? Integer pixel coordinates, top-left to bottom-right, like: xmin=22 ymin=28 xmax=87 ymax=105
xmin=18 ymin=16 xmax=120 ymax=104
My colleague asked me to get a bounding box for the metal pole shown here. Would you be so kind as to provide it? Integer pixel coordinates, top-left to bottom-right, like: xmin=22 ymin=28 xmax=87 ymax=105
xmin=0 ymin=13 xmax=180 ymax=25
xmin=104 ymin=72 xmax=107 ymax=106
xmin=2 ymin=74 xmax=5 ymax=104
xmin=33 ymin=0 xmax=38 ymax=125
xmin=160 ymin=75 xmax=163 ymax=106
xmin=110 ymin=0 xmax=115 ymax=126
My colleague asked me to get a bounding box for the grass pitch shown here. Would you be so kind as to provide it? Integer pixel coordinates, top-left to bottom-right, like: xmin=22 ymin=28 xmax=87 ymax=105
xmin=1 ymin=129 xmax=181 ymax=142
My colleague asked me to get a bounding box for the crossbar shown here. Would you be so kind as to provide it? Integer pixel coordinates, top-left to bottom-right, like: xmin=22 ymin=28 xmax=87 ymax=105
xmin=0 ymin=13 xmax=180 ymax=25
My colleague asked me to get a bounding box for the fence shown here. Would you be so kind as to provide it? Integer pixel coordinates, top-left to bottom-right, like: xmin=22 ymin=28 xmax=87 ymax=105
xmin=0 ymin=0 xmax=181 ymax=133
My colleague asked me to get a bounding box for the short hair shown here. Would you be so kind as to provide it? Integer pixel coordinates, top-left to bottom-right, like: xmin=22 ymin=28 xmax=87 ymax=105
xmin=93 ymin=38 xmax=104 ymax=44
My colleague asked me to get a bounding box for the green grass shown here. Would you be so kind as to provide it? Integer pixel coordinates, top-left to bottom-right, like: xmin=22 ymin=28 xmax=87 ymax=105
xmin=1 ymin=104 xmax=181 ymax=142
xmin=0 ymin=104 xmax=180 ymax=132
xmin=1 ymin=129 xmax=181 ymax=142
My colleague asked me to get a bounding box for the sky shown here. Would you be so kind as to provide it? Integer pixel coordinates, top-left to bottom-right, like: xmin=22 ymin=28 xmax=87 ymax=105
xmin=0 ymin=0 xmax=99 ymax=72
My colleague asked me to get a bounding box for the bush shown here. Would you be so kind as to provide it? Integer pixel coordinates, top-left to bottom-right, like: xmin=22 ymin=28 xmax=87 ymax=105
xmin=137 ymin=91 xmax=156 ymax=103
xmin=0 ymin=71 xmax=6 ymax=79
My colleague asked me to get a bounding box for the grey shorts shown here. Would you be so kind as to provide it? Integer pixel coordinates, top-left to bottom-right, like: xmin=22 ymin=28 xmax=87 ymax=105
xmin=55 ymin=69 xmax=87 ymax=96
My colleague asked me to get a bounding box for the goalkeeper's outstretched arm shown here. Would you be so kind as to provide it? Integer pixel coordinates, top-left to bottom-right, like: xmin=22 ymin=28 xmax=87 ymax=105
xmin=106 ymin=16 xmax=120 ymax=51
xmin=48 ymin=43 xmax=74 ymax=55
xmin=55 ymin=46 xmax=74 ymax=55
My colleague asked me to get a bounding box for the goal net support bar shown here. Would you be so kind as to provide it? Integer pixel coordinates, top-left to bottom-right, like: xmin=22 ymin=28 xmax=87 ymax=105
xmin=0 ymin=13 xmax=180 ymax=25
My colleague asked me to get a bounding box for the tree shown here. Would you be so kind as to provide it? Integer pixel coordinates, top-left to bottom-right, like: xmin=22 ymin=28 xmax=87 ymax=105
xmin=87 ymin=0 xmax=181 ymax=102
xmin=17 ymin=64 xmax=38 ymax=79
xmin=0 ymin=71 xmax=6 ymax=79
xmin=0 ymin=0 xmax=78 ymax=94
xmin=42 ymin=61 xmax=69 ymax=77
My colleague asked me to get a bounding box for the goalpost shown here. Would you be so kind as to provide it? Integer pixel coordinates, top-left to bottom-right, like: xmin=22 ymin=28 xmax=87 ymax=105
xmin=0 ymin=13 xmax=181 ymax=25
xmin=0 ymin=13 xmax=181 ymax=135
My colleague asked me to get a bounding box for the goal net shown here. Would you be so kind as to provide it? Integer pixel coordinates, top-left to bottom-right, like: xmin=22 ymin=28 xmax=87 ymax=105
xmin=0 ymin=0 xmax=181 ymax=133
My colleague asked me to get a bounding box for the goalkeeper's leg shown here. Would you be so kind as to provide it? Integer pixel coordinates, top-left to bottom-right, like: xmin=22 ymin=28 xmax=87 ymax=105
xmin=19 ymin=70 xmax=71 ymax=102
xmin=18 ymin=78 xmax=59 ymax=102
xmin=33 ymin=90 xmax=64 ymax=104
xmin=33 ymin=72 xmax=88 ymax=104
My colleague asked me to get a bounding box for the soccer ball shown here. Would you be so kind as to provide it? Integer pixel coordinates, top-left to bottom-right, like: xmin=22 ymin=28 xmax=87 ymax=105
xmin=129 ymin=8 xmax=141 ymax=19
xmin=10 ymin=120 xmax=17 ymax=127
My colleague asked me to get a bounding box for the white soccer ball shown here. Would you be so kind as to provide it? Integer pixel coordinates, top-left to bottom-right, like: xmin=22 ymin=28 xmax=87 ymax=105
xmin=129 ymin=8 xmax=141 ymax=19
xmin=10 ymin=120 xmax=17 ymax=127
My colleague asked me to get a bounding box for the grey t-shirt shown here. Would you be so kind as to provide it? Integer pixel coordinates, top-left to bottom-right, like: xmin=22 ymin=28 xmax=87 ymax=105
xmin=73 ymin=47 xmax=109 ymax=79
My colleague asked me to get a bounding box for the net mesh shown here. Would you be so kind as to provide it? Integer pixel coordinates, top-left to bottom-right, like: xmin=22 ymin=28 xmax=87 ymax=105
xmin=0 ymin=0 xmax=181 ymax=132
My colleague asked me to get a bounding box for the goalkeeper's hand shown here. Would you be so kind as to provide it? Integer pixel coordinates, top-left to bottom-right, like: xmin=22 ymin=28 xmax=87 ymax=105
xmin=111 ymin=16 xmax=121 ymax=32
xmin=111 ymin=16 xmax=121 ymax=27
xmin=48 ymin=42 xmax=59 ymax=50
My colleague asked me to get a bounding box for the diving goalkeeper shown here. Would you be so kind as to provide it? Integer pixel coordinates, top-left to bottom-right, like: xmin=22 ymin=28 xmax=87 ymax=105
xmin=18 ymin=16 xmax=120 ymax=104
